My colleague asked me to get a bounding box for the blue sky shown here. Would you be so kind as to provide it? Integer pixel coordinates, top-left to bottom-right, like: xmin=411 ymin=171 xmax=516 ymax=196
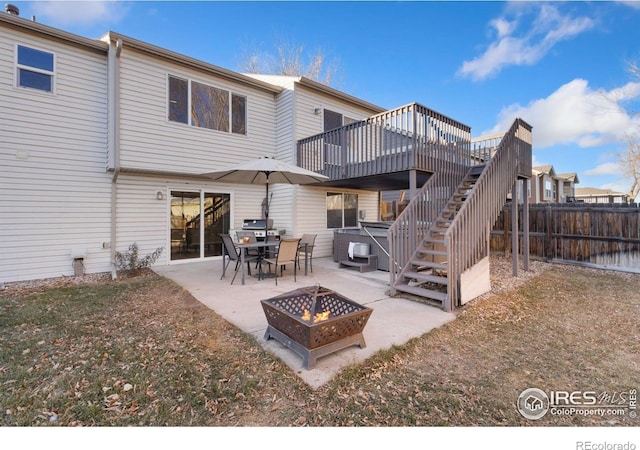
xmin=14 ymin=0 xmax=640 ymax=196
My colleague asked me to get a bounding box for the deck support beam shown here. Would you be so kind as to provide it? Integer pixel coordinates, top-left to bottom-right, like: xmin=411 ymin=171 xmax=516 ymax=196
xmin=409 ymin=169 xmax=417 ymax=201
xmin=522 ymin=179 xmax=530 ymax=271
xmin=512 ymin=181 xmax=519 ymax=277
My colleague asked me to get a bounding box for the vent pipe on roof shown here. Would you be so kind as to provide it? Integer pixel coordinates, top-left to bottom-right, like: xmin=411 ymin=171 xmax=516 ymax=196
xmin=5 ymin=4 xmax=19 ymax=15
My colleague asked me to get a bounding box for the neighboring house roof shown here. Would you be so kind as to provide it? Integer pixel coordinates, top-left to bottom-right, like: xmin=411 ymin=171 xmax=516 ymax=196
xmin=575 ymin=187 xmax=628 ymax=197
xmin=557 ymin=173 xmax=580 ymax=184
xmin=532 ymin=166 xmax=580 ymax=184
xmin=532 ymin=165 xmax=555 ymax=176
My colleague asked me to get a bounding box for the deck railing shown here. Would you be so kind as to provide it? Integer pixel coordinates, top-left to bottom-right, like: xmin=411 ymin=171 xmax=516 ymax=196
xmin=445 ymin=118 xmax=533 ymax=308
xmin=297 ymin=103 xmax=472 ymax=181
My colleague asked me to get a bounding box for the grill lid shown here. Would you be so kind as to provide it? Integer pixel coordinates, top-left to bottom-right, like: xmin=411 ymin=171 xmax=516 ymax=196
xmin=242 ymin=219 xmax=268 ymax=229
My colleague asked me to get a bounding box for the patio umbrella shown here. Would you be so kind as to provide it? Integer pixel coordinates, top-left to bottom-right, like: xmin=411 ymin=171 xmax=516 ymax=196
xmin=202 ymin=156 xmax=328 ymax=223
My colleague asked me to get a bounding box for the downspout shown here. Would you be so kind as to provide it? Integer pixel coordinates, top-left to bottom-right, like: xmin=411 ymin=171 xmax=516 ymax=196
xmin=109 ymin=37 xmax=122 ymax=279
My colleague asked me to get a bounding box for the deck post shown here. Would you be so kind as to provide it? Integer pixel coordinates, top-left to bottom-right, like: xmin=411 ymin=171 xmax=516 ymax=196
xmin=409 ymin=169 xmax=417 ymax=253
xmin=512 ymin=181 xmax=519 ymax=277
xmin=522 ymin=178 xmax=530 ymax=271
xmin=409 ymin=169 xmax=417 ymax=200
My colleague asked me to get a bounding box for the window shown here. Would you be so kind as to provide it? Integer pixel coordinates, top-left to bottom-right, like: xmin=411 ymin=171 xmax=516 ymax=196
xmin=324 ymin=109 xmax=343 ymax=132
xmin=545 ymin=180 xmax=552 ymax=200
xmin=168 ymin=76 xmax=188 ymax=123
xmin=168 ymin=75 xmax=246 ymax=135
xmin=232 ymin=94 xmax=247 ymax=135
xmin=192 ymin=81 xmax=229 ymax=131
xmin=16 ymin=45 xmax=54 ymax=92
xmin=327 ymin=192 xmax=358 ymax=229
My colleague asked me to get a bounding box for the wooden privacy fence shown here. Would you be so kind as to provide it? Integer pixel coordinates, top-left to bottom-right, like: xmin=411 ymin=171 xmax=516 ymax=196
xmin=491 ymin=203 xmax=640 ymax=272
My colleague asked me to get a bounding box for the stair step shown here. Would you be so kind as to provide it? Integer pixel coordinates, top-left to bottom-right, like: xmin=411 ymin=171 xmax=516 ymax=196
xmin=394 ymin=284 xmax=448 ymax=303
xmin=424 ymin=237 xmax=445 ymax=245
xmin=410 ymin=260 xmax=447 ymax=270
xmin=417 ymin=248 xmax=447 ymax=257
xmin=403 ymin=270 xmax=448 ymax=285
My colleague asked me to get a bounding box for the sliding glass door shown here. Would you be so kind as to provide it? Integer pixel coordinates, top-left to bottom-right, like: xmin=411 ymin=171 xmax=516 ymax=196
xmin=170 ymin=191 xmax=230 ymax=261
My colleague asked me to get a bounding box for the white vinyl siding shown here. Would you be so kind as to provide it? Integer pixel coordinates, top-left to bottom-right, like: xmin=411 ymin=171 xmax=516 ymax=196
xmin=114 ymin=175 xmax=272 ymax=265
xmin=294 ymin=187 xmax=378 ymax=258
xmin=115 ymin=49 xmax=277 ymax=174
xmin=294 ymin=84 xmax=378 ymax=142
xmin=0 ymin=28 xmax=110 ymax=283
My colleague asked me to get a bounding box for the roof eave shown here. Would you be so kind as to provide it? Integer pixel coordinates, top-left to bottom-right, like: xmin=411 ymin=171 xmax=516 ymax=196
xmin=0 ymin=12 xmax=108 ymax=53
xmin=101 ymin=31 xmax=283 ymax=95
xmin=295 ymin=76 xmax=386 ymax=114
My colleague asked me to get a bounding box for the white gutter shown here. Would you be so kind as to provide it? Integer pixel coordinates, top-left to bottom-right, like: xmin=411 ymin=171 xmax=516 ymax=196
xmin=109 ymin=38 xmax=122 ymax=279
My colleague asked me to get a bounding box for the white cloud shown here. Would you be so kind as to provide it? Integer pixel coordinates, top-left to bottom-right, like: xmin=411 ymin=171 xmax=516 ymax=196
xmin=531 ymin=153 xmax=546 ymax=168
xmin=31 ymin=1 xmax=130 ymax=27
xmin=458 ymin=4 xmax=595 ymax=81
xmin=584 ymin=162 xmax=623 ymax=175
xmin=619 ymin=1 xmax=640 ymax=10
xmin=487 ymin=78 xmax=640 ymax=149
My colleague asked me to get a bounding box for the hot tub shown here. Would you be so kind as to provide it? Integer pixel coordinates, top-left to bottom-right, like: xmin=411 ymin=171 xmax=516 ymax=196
xmin=333 ymin=222 xmax=391 ymax=271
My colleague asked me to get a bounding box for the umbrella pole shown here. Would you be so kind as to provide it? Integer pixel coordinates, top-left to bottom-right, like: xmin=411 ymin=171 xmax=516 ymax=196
xmin=264 ymin=177 xmax=269 ymax=245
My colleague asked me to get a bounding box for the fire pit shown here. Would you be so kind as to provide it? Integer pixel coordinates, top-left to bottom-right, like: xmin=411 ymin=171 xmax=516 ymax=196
xmin=261 ymin=285 xmax=373 ymax=369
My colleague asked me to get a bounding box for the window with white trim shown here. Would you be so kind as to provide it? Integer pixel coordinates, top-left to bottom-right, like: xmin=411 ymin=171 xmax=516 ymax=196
xmin=327 ymin=192 xmax=358 ymax=229
xmin=168 ymin=75 xmax=246 ymax=135
xmin=545 ymin=180 xmax=553 ymax=200
xmin=16 ymin=45 xmax=54 ymax=93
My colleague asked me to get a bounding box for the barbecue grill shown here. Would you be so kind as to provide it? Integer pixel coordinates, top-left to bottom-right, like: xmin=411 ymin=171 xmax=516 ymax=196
xmin=241 ymin=219 xmax=285 ymax=239
xmin=261 ymin=285 xmax=372 ymax=369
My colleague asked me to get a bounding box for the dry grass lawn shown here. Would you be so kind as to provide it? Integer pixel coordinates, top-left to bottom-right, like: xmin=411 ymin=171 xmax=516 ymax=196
xmin=1 ymin=259 xmax=638 ymax=426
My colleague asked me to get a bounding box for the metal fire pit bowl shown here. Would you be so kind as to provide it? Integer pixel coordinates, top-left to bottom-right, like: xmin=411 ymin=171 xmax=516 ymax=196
xmin=261 ymin=285 xmax=373 ymax=369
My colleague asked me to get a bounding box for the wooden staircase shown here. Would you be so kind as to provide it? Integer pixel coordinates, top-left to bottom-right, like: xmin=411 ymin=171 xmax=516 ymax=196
xmin=392 ymin=165 xmax=485 ymax=306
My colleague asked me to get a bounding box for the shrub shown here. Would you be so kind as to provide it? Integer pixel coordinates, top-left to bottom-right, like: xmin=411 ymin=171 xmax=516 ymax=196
xmin=115 ymin=243 xmax=163 ymax=276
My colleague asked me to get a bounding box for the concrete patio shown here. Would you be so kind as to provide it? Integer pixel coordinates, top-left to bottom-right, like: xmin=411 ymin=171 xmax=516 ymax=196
xmin=153 ymin=256 xmax=455 ymax=389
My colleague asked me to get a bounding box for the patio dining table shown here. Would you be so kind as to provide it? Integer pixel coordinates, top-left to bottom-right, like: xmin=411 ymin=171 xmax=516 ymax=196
xmin=222 ymin=240 xmax=310 ymax=285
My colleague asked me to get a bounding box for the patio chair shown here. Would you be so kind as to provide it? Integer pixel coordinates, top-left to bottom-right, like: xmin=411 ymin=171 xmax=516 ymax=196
xmin=235 ymin=231 xmax=262 ymax=267
xmin=220 ymin=234 xmax=260 ymax=284
xmin=263 ymin=238 xmax=301 ymax=285
xmin=297 ymin=233 xmax=317 ymax=273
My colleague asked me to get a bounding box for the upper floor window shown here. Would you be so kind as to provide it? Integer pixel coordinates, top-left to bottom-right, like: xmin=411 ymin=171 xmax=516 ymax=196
xmin=168 ymin=75 xmax=246 ymax=135
xmin=16 ymin=45 xmax=54 ymax=93
xmin=323 ymin=109 xmax=356 ymax=131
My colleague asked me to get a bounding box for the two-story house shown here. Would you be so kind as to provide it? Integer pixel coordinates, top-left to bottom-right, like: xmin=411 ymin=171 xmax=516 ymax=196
xmin=529 ymin=165 xmax=579 ymax=203
xmin=1 ymin=10 xmax=532 ymax=311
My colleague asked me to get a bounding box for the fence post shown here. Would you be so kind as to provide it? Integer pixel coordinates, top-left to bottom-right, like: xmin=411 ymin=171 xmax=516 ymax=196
xmin=545 ymin=204 xmax=553 ymax=260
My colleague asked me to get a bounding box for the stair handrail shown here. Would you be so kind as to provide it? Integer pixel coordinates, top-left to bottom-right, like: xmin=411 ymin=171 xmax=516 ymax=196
xmin=387 ymin=140 xmax=471 ymax=287
xmin=444 ymin=118 xmax=533 ymax=308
